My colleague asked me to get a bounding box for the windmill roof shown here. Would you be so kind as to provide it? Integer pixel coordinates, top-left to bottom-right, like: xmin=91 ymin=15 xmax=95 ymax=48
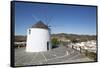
xmin=31 ymin=21 xmax=49 ymax=29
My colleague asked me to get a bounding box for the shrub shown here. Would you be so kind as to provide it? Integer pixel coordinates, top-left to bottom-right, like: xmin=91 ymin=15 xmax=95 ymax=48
xmin=84 ymin=51 xmax=97 ymax=60
xmin=51 ymin=38 xmax=60 ymax=48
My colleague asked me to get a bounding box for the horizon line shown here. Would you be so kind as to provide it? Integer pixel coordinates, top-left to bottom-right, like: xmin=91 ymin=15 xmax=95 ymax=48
xmin=15 ymin=32 xmax=96 ymax=36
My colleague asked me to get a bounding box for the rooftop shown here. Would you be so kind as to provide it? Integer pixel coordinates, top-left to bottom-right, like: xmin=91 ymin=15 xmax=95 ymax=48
xmin=31 ymin=21 xmax=49 ymax=29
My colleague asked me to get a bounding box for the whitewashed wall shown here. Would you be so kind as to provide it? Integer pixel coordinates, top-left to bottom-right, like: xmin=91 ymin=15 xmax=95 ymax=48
xmin=26 ymin=28 xmax=51 ymax=52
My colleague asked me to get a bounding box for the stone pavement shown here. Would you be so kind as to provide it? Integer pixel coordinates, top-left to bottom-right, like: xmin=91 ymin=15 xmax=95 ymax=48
xmin=15 ymin=46 xmax=94 ymax=66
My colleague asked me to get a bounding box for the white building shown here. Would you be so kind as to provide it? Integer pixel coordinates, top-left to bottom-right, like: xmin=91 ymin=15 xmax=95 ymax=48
xmin=26 ymin=21 xmax=51 ymax=52
xmin=73 ymin=40 xmax=96 ymax=53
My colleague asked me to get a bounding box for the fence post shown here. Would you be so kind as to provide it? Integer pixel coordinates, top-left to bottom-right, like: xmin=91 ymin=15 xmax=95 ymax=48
xmin=79 ymin=46 xmax=82 ymax=53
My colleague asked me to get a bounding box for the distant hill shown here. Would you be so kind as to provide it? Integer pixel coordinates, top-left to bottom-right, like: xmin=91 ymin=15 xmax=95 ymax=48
xmin=15 ymin=33 xmax=96 ymax=42
xmin=15 ymin=35 xmax=26 ymax=42
xmin=51 ymin=33 xmax=96 ymax=42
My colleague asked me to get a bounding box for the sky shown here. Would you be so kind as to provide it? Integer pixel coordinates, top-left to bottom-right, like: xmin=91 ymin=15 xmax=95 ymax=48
xmin=14 ymin=2 xmax=97 ymax=35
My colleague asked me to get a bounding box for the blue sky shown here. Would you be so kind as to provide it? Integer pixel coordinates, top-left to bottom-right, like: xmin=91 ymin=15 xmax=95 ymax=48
xmin=15 ymin=2 xmax=97 ymax=35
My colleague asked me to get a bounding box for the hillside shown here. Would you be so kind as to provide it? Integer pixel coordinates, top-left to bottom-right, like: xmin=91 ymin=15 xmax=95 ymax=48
xmin=15 ymin=35 xmax=26 ymax=42
xmin=15 ymin=33 xmax=96 ymax=42
xmin=51 ymin=33 xmax=96 ymax=42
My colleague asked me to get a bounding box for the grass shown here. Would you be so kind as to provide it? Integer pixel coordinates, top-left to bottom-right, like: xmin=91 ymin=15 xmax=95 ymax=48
xmin=84 ymin=51 xmax=97 ymax=61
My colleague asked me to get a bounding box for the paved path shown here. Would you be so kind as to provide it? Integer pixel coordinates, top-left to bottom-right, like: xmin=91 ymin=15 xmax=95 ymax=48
xmin=15 ymin=46 xmax=94 ymax=66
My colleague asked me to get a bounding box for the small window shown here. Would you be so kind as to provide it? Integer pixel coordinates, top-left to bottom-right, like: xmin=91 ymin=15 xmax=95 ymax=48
xmin=29 ymin=29 xmax=31 ymax=34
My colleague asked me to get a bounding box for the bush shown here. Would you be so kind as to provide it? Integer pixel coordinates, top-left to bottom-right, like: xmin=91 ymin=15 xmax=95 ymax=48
xmin=51 ymin=38 xmax=60 ymax=48
xmin=85 ymin=51 xmax=97 ymax=60
xmin=71 ymin=39 xmax=78 ymax=43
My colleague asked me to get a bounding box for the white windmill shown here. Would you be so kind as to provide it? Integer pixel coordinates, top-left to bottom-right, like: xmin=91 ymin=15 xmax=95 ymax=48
xmin=26 ymin=15 xmax=52 ymax=52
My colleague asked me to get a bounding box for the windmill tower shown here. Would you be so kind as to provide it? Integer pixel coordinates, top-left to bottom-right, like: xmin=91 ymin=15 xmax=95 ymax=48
xmin=26 ymin=20 xmax=51 ymax=52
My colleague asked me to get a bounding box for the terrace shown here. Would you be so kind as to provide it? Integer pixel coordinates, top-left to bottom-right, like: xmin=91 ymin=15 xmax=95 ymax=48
xmin=15 ymin=45 xmax=94 ymax=66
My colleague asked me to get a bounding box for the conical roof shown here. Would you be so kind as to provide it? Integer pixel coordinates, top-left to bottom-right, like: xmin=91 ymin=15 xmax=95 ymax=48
xmin=31 ymin=20 xmax=49 ymax=29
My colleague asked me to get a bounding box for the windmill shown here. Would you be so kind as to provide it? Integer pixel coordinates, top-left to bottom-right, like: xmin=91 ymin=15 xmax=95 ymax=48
xmin=26 ymin=14 xmax=53 ymax=52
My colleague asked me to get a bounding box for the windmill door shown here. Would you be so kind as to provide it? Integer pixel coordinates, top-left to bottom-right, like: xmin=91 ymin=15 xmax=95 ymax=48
xmin=47 ymin=41 xmax=49 ymax=50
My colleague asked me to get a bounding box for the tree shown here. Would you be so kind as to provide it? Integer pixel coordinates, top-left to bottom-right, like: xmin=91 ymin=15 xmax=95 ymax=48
xmin=51 ymin=38 xmax=59 ymax=45
xmin=51 ymin=38 xmax=60 ymax=48
xmin=71 ymin=39 xmax=78 ymax=43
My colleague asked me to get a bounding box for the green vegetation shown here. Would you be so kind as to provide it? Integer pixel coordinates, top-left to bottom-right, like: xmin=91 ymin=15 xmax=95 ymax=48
xmin=51 ymin=38 xmax=59 ymax=45
xmin=51 ymin=38 xmax=60 ymax=48
xmin=71 ymin=39 xmax=79 ymax=43
xmin=85 ymin=51 xmax=97 ymax=60
xmin=81 ymin=49 xmax=97 ymax=60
